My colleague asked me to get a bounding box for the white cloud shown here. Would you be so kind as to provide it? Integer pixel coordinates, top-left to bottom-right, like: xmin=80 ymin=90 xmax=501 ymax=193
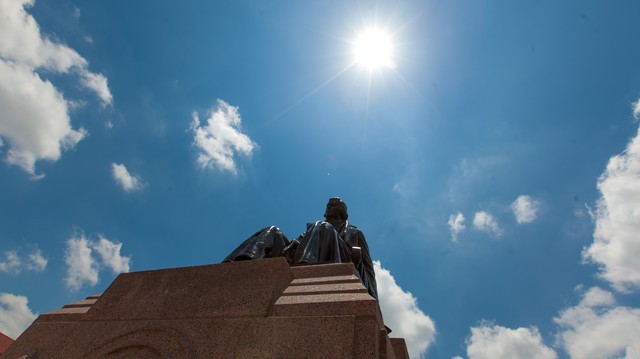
xmin=111 ymin=163 xmax=144 ymax=192
xmin=79 ymin=70 xmax=112 ymax=106
xmin=26 ymin=248 xmax=47 ymax=271
xmin=0 ymin=0 xmax=111 ymax=176
xmin=93 ymin=235 xmax=131 ymax=273
xmin=582 ymin=125 xmax=640 ymax=293
xmin=0 ymin=293 xmax=37 ymax=340
xmin=633 ymin=99 xmax=640 ymax=120
xmin=190 ymin=99 xmax=256 ymax=174
xmin=64 ymin=232 xmax=131 ymax=291
xmin=0 ymin=0 xmax=84 ymax=71
xmin=579 ymin=286 xmax=615 ymax=307
xmin=466 ymin=323 xmax=557 ymax=359
xmin=463 ymin=106 xmax=640 ymax=359
xmin=473 ymin=211 xmax=503 ymax=236
xmin=448 ymin=212 xmax=466 ymax=242
xmin=0 ymin=248 xmax=47 ymax=274
xmin=0 ymin=60 xmax=87 ymax=177
xmin=555 ymin=287 xmax=640 ymax=359
xmin=0 ymin=251 xmax=21 ymax=274
xmin=374 ymin=260 xmax=436 ymax=359
xmin=511 ymin=195 xmax=540 ymax=224
xmin=64 ymin=235 xmax=99 ymax=291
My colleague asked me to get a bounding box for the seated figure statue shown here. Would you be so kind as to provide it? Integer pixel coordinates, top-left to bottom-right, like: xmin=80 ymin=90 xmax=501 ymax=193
xmin=223 ymin=197 xmax=378 ymax=301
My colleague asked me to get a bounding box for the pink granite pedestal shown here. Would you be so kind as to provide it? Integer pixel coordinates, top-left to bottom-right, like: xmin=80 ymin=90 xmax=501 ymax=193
xmin=4 ymin=257 xmax=408 ymax=358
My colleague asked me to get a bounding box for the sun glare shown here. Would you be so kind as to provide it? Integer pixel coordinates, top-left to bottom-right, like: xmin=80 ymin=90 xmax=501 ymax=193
xmin=353 ymin=28 xmax=394 ymax=70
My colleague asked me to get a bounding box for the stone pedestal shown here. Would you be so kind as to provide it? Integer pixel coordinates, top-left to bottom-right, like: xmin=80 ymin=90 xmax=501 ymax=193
xmin=4 ymin=257 xmax=408 ymax=358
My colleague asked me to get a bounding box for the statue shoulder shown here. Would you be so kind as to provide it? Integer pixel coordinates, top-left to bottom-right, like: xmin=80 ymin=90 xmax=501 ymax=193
xmin=347 ymin=224 xmax=363 ymax=236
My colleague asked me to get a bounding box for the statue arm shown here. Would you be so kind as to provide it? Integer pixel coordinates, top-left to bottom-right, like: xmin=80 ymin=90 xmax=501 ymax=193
xmin=352 ymin=229 xmax=378 ymax=301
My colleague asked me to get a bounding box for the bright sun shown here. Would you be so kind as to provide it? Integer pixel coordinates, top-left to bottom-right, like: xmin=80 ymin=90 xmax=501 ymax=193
xmin=353 ymin=28 xmax=394 ymax=70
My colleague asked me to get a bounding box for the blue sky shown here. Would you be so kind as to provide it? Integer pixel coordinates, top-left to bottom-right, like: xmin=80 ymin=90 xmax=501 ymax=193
xmin=1 ymin=0 xmax=640 ymax=358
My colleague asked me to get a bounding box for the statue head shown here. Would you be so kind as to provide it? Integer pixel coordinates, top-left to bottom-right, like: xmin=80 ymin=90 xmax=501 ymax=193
xmin=324 ymin=197 xmax=348 ymax=221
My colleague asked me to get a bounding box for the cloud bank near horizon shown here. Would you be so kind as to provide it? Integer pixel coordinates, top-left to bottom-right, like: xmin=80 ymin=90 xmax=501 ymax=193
xmin=375 ymin=260 xmax=436 ymax=359
xmin=459 ymin=101 xmax=640 ymax=358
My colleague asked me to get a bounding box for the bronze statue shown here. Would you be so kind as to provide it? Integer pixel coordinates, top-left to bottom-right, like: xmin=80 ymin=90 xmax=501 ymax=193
xmin=223 ymin=197 xmax=378 ymax=301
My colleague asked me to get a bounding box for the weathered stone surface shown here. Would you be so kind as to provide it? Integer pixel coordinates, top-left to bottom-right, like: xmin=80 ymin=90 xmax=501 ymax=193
xmin=4 ymin=257 xmax=409 ymax=358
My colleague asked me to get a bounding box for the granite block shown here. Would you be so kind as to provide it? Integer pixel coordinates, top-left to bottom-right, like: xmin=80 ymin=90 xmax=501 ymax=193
xmin=85 ymin=257 xmax=293 ymax=320
xmin=62 ymin=298 xmax=98 ymax=308
xmin=291 ymin=262 xmax=357 ymax=279
xmin=274 ymin=292 xmax=378 ymax=317
xmin=4 ymin=258 xmax=409 ymax=358
xmin=289 ymin=274 xmax=360 ymax=286
xmin=272 ymin=316 xmax=356 ymax=358
xmin=354 ymin=316 xmax=379 ymax=359
xmin=282 ymin=282 xmax=368 ymax=295
xmin=391 ymin=338 xmax=410 ymax=359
